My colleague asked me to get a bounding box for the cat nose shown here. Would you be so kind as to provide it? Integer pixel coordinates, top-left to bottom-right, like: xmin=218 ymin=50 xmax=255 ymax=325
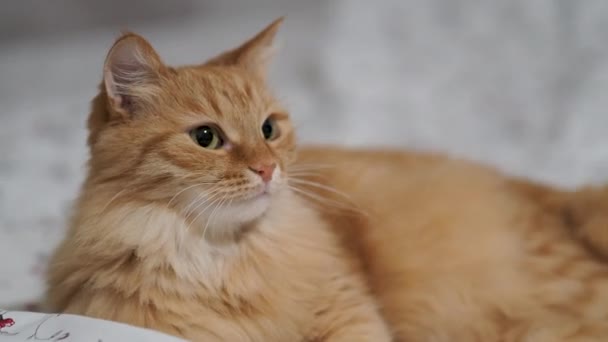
xmin=249 ymin=162 xmax=276 ymax=183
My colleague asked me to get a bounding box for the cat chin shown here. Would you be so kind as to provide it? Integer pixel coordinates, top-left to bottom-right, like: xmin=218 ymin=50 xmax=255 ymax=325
xmin=196 ymin=193 xmax=273 ymax=238
xmin=202 ymin=173 xmax=284 ymax=230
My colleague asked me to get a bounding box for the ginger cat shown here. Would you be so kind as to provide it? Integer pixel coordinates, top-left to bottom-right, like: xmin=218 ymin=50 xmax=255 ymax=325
xmin=46 ymin=18 xmax=608 ymax=341
xmin=45 ymin=19 xmax=390 ymax=341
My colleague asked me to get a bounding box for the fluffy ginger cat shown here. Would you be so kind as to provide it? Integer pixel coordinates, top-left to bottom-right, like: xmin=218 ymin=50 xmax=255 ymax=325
xmin=46 ymin=18 xmax=608 ymax=341
xmin=45 ymin=18 xmax=390 ymax=341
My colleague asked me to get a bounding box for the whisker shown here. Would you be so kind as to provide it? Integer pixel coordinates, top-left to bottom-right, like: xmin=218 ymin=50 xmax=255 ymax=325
xmin=182 ymin=192 xmax=206 ymax=217
xmin=288 ymin=185 xmax=348 ymax=208
xmin=288 ymin=185 xmax=365 ymax=217
xmin=218 ymin=196 xmax=234 ymax=239
xmin=182 ymin=185 xmax=221 ymax=217
xmin=97 ymin=182 xmax=154 ymax=215
xmin=287 ymin=169 xmax=326 ymax=174
xmin=182 ymin=196 xmax=219 ymax=237
xmin=183 ymin=188 xmax=221 ymax=223
xmin=287 ymin=163 xmax=336 ymax=172
xmin=190 ymin=194 xmax=224 ymax=237
xmin=203 ymin=195 xmax=229 ymax=242
xmin=288 ymin=178 xmax=354 ymax=202
xmin=175 ymin=173 xmax=218 ymax=181
xmin=287 ymin=171 xmax=327 ymax=179
xmin=168 ymin=182 xmax=219 ymax=209
xmin=168 ymin=183 xmax=204 ymax=208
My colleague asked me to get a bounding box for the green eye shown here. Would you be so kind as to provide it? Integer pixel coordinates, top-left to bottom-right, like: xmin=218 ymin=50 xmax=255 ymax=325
xmin=261 ymin=117 xmax=279 ymax=140
xmin=190 ymin=125 xmax=223 ymax=149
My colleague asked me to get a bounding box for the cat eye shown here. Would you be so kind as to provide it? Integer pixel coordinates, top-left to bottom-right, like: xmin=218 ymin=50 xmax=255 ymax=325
xmin=261 ymin=117 xmax=279 ymax=141
xmin=190 ymin=125 xmax=224 ymax=149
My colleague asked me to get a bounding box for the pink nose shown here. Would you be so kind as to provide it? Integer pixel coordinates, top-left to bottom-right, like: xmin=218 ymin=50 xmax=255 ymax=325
xmin=249 ymin=163 xmax=276 ymax=183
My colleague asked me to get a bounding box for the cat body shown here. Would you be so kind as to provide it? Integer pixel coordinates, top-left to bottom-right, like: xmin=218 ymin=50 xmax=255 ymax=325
xmin=298 ymin=147 xmax=608 ymax=341
xmin=46 ymin=18 xmax=608 ymax=341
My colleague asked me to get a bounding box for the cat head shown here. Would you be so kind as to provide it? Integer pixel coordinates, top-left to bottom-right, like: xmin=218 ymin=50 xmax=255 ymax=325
xmin=86 ymin=18 xmax=296 ymax=241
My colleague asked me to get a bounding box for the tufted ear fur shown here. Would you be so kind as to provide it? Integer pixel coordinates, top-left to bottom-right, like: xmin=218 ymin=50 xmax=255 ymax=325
xmin=205 ymin=17 xmax=284 ymax=79
xmin=103 ymin=33 xmax=165 ymax=119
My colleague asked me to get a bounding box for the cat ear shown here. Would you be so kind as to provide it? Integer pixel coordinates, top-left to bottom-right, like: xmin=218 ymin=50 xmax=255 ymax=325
xmin=103 ymin=33 xmax=164 ymax=118
xmin=206 ymin=17 xmax=284 ymax=78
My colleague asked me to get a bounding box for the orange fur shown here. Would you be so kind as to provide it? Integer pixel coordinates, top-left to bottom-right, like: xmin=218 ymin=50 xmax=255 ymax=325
xmin=46 ymin=18 xmax=608 ymax=342
xmin=46 ymin=19 xmax=390 ymax=341
xmin=297 ymin=147 xmax=608 ymax=341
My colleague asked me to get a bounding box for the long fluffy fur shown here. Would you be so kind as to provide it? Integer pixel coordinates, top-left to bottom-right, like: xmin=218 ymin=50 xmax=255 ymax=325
xmin=297 ymin=147 xmax=608 ymax=341
xmin=46 ymin=19 xmax=390 ymax=341
xmin=47 ymin=18 xmax=608 ymax=342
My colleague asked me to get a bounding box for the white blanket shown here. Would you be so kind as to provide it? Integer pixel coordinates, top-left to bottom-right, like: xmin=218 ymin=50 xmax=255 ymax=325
xmin=0 ymin=310 xmax=185 ymax=341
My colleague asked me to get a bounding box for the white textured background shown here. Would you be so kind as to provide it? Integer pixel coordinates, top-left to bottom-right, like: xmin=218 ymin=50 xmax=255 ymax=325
xmin=1 ymin=0 xmax=608 ymax=308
